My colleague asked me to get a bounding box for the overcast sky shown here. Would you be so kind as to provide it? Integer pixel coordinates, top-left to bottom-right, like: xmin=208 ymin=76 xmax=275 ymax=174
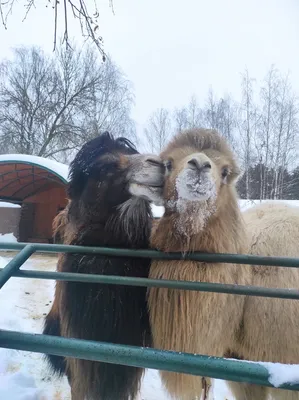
xmin=1 ymin=0 xmax=299 ymax=135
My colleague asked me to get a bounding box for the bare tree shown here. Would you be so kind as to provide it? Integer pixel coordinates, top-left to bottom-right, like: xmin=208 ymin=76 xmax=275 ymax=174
xmin=173 ymin=107 xmax=188 ymax=133
xmin=0 ymin=1 xmax=112 ymax=57
xmin=0 ymin=43 xmax=135 ymax=161
xmin=237 ymin=69 xmax=259 ymax=199
xmin=141 ymin=66 xmax=299 ymax=201
xmin=173 ymin=95 xmax=203 ymax=133
xmin=203 ymin=89 xmax=237 ymax=149
xmin=204 ymin=88 xmax=218 ymax=129
xmin=255 ymin=65 xmax=279 ymax=199
xmin=144 ymin=108 xmax=172 ymax=153
xmin=271 ymin=74 xmax=298 ymax=199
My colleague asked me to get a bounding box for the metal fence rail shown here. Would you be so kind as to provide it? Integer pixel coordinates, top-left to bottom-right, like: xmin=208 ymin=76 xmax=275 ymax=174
xmin=0 ymin=241 xmax=299 ymax=391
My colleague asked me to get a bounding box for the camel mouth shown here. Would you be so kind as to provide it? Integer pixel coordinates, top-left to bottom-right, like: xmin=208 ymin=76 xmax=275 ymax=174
xmin=129 ymin=182 xmax=164 ymax=205
xmin=176 ymin=171 xmax=216 ymax=202
xmin=186 ymin=185 xmax=207 ymax=196
xmin=131 ymin=182 xmax=163 ymax=189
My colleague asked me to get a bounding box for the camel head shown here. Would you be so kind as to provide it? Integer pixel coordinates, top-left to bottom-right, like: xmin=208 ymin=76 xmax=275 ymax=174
xmin=67 ymin=132 xmax=164 ymax=218
xmin=160 ymin=129 xmax=241 ymax=232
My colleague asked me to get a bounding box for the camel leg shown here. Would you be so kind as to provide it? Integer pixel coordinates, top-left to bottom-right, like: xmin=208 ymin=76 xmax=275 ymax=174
xmin=227 ymin=381 xmax=267 ymax=400
xmin=267 ymin=388 xmax=299 ymax=400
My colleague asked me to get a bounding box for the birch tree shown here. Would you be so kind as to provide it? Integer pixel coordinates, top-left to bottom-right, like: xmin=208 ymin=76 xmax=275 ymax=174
xmin=144 ymin=108 xmax=172 ymax=153
xmin=237 ymin=69 xmax=258 ymax=199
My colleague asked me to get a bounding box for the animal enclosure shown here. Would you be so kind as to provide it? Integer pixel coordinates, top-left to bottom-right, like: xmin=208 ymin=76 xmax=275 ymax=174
xmin=0 ymin=241 xmax=299 ymax=395
xmin=0 ymin=157 xmax=68 ymax=243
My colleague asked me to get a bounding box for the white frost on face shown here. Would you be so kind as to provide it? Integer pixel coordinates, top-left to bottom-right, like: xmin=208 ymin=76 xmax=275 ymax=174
xmin=176 ymin=168 xmax=217 ymax=203
xmin=172 ymin=169 xmax=218 ymax=235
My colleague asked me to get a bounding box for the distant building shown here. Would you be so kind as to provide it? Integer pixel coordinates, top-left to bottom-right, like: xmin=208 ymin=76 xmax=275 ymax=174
xmin=0 ymin=154 xmax=68 ymax=243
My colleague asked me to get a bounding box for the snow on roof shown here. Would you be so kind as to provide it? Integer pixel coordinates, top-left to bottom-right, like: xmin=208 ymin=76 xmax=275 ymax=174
xmin=0 ymin=154 xmax=69 ymax=183
xmin=0 ymin=201 xmax=21 ymax=208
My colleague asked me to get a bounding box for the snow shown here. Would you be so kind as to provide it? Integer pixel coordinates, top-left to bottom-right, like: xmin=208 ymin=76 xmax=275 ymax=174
xmin=0 ymin=255 xmax=175 ymax=400
xmin=0 ymin=233 xmax=17 ymax=242
xmin=238 ymin=358 xmax=299 ymax=388
xmin=151 ymin=204 xmax=164 ymax=218
xmin=0 ymin=372 xmax=42 ymax=400
xmin=260 ymin=362 xmax=299 ymax=388
xmin=0 ymin=154 xmax=69 ymax=183
xmin=0 ymin=202 xmax=20 ymax=208
xmin=234 ymin=358 xmax=299 ymax=389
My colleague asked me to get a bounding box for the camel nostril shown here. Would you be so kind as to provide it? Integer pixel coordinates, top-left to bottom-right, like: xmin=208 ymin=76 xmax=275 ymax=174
xmin=203 ymin=162 xmax=212 ymax=169
xmin=188 ymin=159 xmax=201 ymax=170
xmin=188 ymin=159 xmax=211 ymax=171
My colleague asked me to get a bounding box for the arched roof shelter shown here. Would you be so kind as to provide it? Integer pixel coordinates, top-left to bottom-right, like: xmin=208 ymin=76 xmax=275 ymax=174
xmin=0 ymin=154 xmax=69 ymax=243
xmin=0 ymin=154 xmax=68 ymax=203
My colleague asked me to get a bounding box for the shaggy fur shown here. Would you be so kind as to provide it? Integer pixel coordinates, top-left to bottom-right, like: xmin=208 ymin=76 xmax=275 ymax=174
xmin=52 ymin=203 xmax=69 ymax=244
xmin=43 ymin=202 xmax=71 ymax=376
xmin=148 ymin=128 xmax=251 ymax=399
xmin=148 ymin=129 xmax=299 ymax=400
xmin=43 ymin=286 xmax=65 ymax=376
xmin=228 ymin=202 xmax=299 ymax=400
xmin=42 ymin=132 xmax=165 ymax=400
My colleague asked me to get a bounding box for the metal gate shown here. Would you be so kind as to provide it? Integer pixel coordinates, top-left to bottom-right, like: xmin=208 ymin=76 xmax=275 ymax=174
xmin=0 ymin=241 xmax=298 ymax=391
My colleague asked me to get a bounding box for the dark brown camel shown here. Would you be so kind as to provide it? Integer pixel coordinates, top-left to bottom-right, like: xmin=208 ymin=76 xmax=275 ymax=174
xmin=43 ymin=132 xmax=164 ymax=400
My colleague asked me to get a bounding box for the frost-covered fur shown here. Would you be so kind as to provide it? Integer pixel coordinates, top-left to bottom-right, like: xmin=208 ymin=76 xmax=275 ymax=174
xmin=148 ymin=129 xmax=299 ymax=400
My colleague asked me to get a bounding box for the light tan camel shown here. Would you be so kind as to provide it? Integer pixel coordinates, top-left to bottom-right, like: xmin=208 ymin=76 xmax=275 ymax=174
xmin=147 ymin=128 xmax=299 ymax=400
xmin=230 ymin=202 xmax=299 ymax=400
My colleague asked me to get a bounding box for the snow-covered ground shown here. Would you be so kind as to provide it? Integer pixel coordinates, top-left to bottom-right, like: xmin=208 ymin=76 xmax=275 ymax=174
xmin=0 ymin=233 xmax=17 ymax=243
xmin=0 ymin=254 xmax=232 ymax=400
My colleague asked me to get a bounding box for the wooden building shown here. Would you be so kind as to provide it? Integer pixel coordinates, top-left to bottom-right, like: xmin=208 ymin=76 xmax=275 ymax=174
xmin=0 ymin=155 xmax=69 ymax=243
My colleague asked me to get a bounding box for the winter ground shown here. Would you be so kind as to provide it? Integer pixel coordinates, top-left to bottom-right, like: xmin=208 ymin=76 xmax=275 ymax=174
xmin=0 ymin=254 xmax=232 ymax=400
xmin=1 ymin=199 xmax=299 ymax=399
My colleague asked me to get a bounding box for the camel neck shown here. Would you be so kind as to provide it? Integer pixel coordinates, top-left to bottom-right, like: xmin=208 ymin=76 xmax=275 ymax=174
xmin=151 ymin=200 xmax=246 ymax=255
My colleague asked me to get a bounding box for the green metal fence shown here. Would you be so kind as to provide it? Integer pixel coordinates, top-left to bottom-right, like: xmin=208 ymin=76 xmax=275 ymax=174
xmin=0 ymin=241 xmax=299 ymax=391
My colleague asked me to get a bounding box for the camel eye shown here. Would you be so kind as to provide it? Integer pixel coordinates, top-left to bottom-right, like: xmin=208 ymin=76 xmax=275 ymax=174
xmin=221 ymin=167 xmax=229 ymax=179
xmin=165 ymin=159 xmax=172 ymax=172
